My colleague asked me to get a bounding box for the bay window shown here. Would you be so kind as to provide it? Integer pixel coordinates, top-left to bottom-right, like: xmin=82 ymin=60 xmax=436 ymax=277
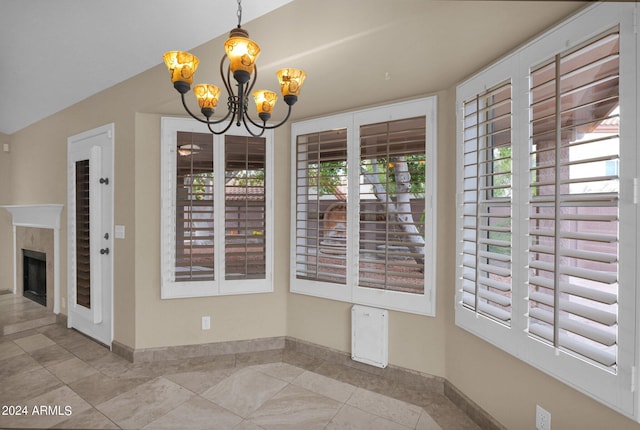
xmin=291 ymin=97 xmax=437 ymax=316
xmin=456 ymin=3 xmax=638 ymax=418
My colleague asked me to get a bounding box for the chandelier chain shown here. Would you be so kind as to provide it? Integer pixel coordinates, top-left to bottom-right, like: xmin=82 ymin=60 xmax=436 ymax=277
xmin=236 ymin=0 xmax=242 ymax=27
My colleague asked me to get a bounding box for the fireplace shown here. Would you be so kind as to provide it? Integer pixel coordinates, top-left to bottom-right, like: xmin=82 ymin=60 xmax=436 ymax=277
xmin=1 ymin=205 xmax=62 ymax=313
xmin=23 ymin=249 xmax=47 ymax=306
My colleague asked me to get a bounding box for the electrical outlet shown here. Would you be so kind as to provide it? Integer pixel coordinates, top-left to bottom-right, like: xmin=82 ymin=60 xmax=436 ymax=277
xmin=536 ymin=405 xmax=551 ymax=430
xmin=201 ymin=316 xmax=211 ymax=330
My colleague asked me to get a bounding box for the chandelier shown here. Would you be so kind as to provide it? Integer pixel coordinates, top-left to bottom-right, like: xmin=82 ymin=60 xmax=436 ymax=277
xmin=163 ymin=0 xmax=306 ymax=136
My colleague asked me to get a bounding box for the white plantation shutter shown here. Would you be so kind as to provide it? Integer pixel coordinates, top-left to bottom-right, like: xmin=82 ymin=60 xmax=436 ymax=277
xmin=358 ymin=117 xmax=427 ymax=294
xmin=456 ymin=4 xmax=638 ymax=418
xmin=528 ymin=28 xmax=620 ymax=369
xmin=291 ymin=97 xmax=437 ymax=315
xmin=460 ymin=81 xmax=513 ymax=325
xmin=224 ymin=135 xmax=267 ymax=281
xmin=175 ymin=131 xmax=215 ymax=282
xmin=161 ymin=117 xmax=273 ymax=298
xmin=294 ymin=128 xmax=349 ymax=284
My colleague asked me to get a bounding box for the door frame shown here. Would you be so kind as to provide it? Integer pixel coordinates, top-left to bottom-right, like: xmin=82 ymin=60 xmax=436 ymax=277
xmin=67 ymin=123 xmax=114 ymax=347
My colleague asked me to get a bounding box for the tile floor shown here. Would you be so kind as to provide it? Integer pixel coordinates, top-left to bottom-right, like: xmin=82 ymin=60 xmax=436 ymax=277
xmin=0 ymin=293 xmax=481 ymax=430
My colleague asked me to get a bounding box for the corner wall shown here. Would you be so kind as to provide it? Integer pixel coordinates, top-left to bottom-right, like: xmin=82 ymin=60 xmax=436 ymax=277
xmin=286 ymin=91 xmax=450 ymax=379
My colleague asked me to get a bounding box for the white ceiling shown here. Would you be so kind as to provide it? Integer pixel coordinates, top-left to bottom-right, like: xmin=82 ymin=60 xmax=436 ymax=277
xmin=0 ymin=0 xmax=292 ymax=135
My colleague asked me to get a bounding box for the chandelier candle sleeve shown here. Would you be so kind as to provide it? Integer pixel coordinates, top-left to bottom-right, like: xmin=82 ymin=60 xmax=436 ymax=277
xmin=277 ymin=68 xmax=306 ymax=106
xmin=277 ymin=69 xmax=306 ymax=96
xmin=224 ymin=28 xmax=260 ymax=83
xmin=194 ymin=84 xmax=221 ymax=118
xmin=253 ymin=90 xmax=278 ymax=121
xmin=163 ymin=51 xmax=199 ymax=92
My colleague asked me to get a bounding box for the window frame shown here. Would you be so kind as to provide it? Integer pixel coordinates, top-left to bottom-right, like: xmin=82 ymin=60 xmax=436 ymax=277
xmin=290 ymin=97 xmax=437 ymax=316
xmin=161 ymin=117 xmax=274 ymax=299
xmin=455 ymin=3 xmax=639 ymax=419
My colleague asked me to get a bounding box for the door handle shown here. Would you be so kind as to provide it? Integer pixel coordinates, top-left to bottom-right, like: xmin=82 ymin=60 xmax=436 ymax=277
xmin=100 ymin=248 xmax=110 ymax=255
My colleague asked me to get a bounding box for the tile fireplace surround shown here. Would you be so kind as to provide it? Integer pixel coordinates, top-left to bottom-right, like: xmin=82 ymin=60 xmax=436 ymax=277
xmin=1 ymin=204 xmax=63 ymax=313
xmin=17 ymin=229 xmax=53 ymax=308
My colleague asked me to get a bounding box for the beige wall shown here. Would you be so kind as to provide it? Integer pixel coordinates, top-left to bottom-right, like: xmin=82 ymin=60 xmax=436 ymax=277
xmin=131 ymin=113 xmax=288 ymax=348
xmin=3 ymin=73 xmax=139 ymax=345
xmin=0 ymin=216 xmax=11 ymax=291
xmin=0 ymin=132 xmax=13 ymax=290
xmin=0 ymin=132 xmax=10 ymax=193
xmin=1 ymin=1 xmax=638 ymax=428
xmin=446 ymin=327 xmax=639 ymax=429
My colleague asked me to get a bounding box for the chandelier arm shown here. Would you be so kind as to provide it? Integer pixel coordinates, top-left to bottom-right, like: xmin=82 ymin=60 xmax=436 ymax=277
xmin=208 ymin=100 xmax=236 ymax=125
xmin=207 ymin=116 xmax=237 ymax=135
xmin=227 ymin=67 xmax=234 ymax=97
xmin=236 ymin=82 xmax=247 ymax=127
xmin=243 ymin=111 xmax=267 ymax=130
xmin=260 ymin=104 xmax=294 ymax=130
xmin=180 ymin=92 xmax=236 ymax=126
xmin=241 ymin=114 xmax=266 ymax=137
xmin=220 ymin=55 xmax=234 ymax=96
xmin=179 ymin=93 xmax=213 ymax=124
xmin=242 ymin=102 xmax=293 ymax=130
xmin=247 ymin=65 xmax=257 ymax=95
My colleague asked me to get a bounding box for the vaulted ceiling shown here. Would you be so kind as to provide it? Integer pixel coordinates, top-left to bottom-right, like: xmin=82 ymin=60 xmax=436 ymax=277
xmin=0 ymin=0 xmax=586 ymax=136
xmin=0 ymin=0 xmax=291 ymax=135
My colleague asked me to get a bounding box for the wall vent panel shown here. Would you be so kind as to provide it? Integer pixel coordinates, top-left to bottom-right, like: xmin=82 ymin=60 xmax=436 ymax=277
xmin=351 ymin=305 xmax=388 ymax=368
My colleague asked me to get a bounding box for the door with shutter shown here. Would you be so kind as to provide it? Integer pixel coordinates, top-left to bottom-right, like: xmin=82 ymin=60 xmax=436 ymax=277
xmin=67 ymin=124 xmax=114 ymax=347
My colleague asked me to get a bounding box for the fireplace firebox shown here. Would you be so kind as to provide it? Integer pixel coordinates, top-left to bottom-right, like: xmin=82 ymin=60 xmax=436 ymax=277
xmin=23 ymin=249 xmax=47 ymax=306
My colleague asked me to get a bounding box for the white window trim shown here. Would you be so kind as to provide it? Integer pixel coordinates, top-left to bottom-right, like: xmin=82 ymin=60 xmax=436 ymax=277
xmin=290 ymin=97 xmax=438 ymax=316
xmin=160 ymin=117 xmax=274 ymax=299
xmin=455 ymin=3 xmax=639 ymax=419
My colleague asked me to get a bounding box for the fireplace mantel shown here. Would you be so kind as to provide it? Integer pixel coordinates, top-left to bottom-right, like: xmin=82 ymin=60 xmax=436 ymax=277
xmin=1 ymin=204 xmax=63 ymax=229
xmin=1 ymin=204 xmax=63 ymax=314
